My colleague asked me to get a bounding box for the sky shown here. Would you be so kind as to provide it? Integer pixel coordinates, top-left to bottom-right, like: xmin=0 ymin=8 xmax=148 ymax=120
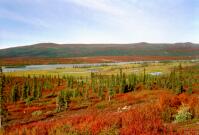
xmin=0 ymin=0 xmax=199 ymax=49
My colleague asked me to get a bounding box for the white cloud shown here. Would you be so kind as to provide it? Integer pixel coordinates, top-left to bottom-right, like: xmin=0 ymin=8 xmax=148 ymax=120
xmin=64 ymin=0 xmax=125 ymax=16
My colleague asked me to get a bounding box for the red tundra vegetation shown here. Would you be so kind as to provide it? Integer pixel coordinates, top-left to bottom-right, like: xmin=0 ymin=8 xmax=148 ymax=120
xmin=0 ymin=63 xmax=199 ymax=135
xmin=4 ymin=91 xmax=199 ymax=135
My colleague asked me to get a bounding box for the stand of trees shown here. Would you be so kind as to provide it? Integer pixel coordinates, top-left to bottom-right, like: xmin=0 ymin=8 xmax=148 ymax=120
xmin=1 ymin=64 xmax=197 ymax=116
xmin=0 ymin=67 xmax=7 ymax=128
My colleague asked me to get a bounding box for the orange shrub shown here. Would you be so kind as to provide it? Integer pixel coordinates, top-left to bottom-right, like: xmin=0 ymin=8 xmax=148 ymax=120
xmin=178 ymin=93 xmax=189 ymax=104
xmin=170 ymin=96 xmax=181 ymax=108
xmin=120 ymin=105 xmax=167 ymax=135
xmin=159 ymin=94 xmax=182 ymax=110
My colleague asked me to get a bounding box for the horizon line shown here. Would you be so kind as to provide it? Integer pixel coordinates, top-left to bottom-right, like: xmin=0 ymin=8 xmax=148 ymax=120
xmin=1 ymin=41 xmax=198 ymax=50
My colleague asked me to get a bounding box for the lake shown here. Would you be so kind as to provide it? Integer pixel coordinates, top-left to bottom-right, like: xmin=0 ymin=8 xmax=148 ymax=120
xmin=2 ymin=59 xmax=198 ymax=73
xmin=2 ymin=61 xmax=160 ymax=72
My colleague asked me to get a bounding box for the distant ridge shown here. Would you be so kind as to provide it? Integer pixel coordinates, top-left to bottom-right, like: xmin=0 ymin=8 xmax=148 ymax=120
xmin=0 ymin=42 xmax=199 ymax=58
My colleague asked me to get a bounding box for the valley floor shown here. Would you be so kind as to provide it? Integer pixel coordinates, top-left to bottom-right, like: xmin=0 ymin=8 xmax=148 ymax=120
xmin=1 ymin=55 xmax=197 ymax=66
xmin=1 ymin=60 xmax=199 ymax=135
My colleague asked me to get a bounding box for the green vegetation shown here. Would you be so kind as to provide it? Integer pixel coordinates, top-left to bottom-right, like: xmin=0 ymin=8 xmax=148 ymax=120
xmin=174 ymin=105 xmax=192 ymax=123
xmin=0 ymin=43 xmax=199 ymax=58
xmin=56 ymin=90 xmax=68 ymax=112
xmin=32 ymin=110 xmax=43 ymax=116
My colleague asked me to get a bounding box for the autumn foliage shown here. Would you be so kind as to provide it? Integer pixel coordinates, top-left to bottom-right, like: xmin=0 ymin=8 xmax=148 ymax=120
xmin=1 ymin=63 xmax=199 ymax=134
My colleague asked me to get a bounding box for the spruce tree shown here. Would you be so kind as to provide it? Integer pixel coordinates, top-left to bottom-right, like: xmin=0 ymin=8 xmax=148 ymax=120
xmin=187 ymin=80 xmax=193 ymax=94
xmin=120 ymin=75 xmax=126 ymax=93
xmin=56 ymin=90 xmax=67 ymax=112
xmin=0 ymin=67 xmax=7 ymax=128
xmin=108 ymin=85 xmax=114 ymax=102
xmin=0 ymin=68 xmax=2 ymax=128
xmin=22 ymin=82 xmax=28 ymax=100
xmin=98 ymin=86 xmax=103 ymax=100
xmin=11 ymin=85 xmax=19 ymax=102
xmin=27 ymin=81 xmax=31 ymax=97
xmin=143 ymin=68 xmax=146 ymax=84
xmin=84 ymin=87 xmax=89 ymax=100
xmin=37 ymin=83 xmax=42 ymax=98
xmin=33 ymin=78 xmax=37 ymax=98
xmin=175 ymin=81 xmax=183 ymax=95
xmin=57 ymin=75 xmax=61 ymax=86
xmin=73 ymin=88 xmax=77 ymax=98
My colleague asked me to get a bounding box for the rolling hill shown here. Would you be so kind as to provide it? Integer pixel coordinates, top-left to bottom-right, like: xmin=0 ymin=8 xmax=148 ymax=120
xmin=0 ymin=42 xmax=199 ymax=58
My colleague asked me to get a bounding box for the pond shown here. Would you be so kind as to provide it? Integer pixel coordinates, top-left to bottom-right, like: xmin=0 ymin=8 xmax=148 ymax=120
xmin=149 ymin=72 xmax=163 ymax=76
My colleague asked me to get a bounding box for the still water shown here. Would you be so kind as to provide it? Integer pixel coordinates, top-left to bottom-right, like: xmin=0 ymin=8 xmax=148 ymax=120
xmin=3 ymin=59 xmax=198 ymax=73
xmin=2 ymin=61 xmax=160 ymax=72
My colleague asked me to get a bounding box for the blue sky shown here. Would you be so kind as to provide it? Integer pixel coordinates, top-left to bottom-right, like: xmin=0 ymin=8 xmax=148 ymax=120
xmin=0 ymin=0 xmax=198 ymax=49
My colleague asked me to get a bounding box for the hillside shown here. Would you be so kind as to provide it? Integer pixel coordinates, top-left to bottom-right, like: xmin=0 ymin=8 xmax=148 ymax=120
xmin=0 ymin=42 xmax=199 ymax=58
xmin=2 ymin=62 xmax=199 ymax=134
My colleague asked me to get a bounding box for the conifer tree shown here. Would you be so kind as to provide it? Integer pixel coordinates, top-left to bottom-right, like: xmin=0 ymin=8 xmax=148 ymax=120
xmin=120 ymin=74 xmax=127 ymax=93
xmin=108 ymin=85 xmax=114 ymax=102
xmin=73 ymin=88 xmax=76 ymax=98
xmin=187 ymin=80 xmax=193 ymax=94
xmin=0 ymin=67 xmax=7 ymax=128
xmin=11 ymin=84 xmax=19 ymax=103
xmin=143 ymin=68 xmax=146 ymax=84
xmin=37 ymin=82 xmax=42 ymax=98
xmin=111 ymin=75 xmax=116 ymax=86
xmin=57 ymin=75 xmax=61 ymax=86
xmin=98 ymin=86 xmax=103 ymax=100
xmin=84 ymin=87 xmax=89 ymax=100
xmin=22 ymin=81 xmax=29 ymax=100
xmin=33 ymin=78 xmax=37 ymax=98
xmin=175 ymin=81 xmax=183 ymax=95
xmin=27 ymin=81 xmax=31 ymax=97
xmin=56 ymin=90 xmax=67 ymax=112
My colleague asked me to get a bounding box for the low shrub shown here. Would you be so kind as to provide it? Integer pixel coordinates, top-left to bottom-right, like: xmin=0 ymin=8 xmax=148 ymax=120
xmin=99 ymin=126 xmax=119 ymax=135
xmin=96 ymin=101 xmax=107 ymax=110
xmin=25 ymin=97 xmax=35 ymax=105
xmin=32 ymin=110 xmax=43 ymax=116
xmin=161 ymin=107 xmax=176 ymax=123
xmin=188 ymin=96 xmax=199 ymax=119
xmin=174 ymin=105 xmax=192 ymax=123
xmin=159 ymin=94 xmax=181 ymax=110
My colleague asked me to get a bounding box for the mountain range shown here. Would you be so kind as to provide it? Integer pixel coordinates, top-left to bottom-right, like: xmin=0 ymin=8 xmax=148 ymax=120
xmin=0 ymin=42 xmax=199 ymax=58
